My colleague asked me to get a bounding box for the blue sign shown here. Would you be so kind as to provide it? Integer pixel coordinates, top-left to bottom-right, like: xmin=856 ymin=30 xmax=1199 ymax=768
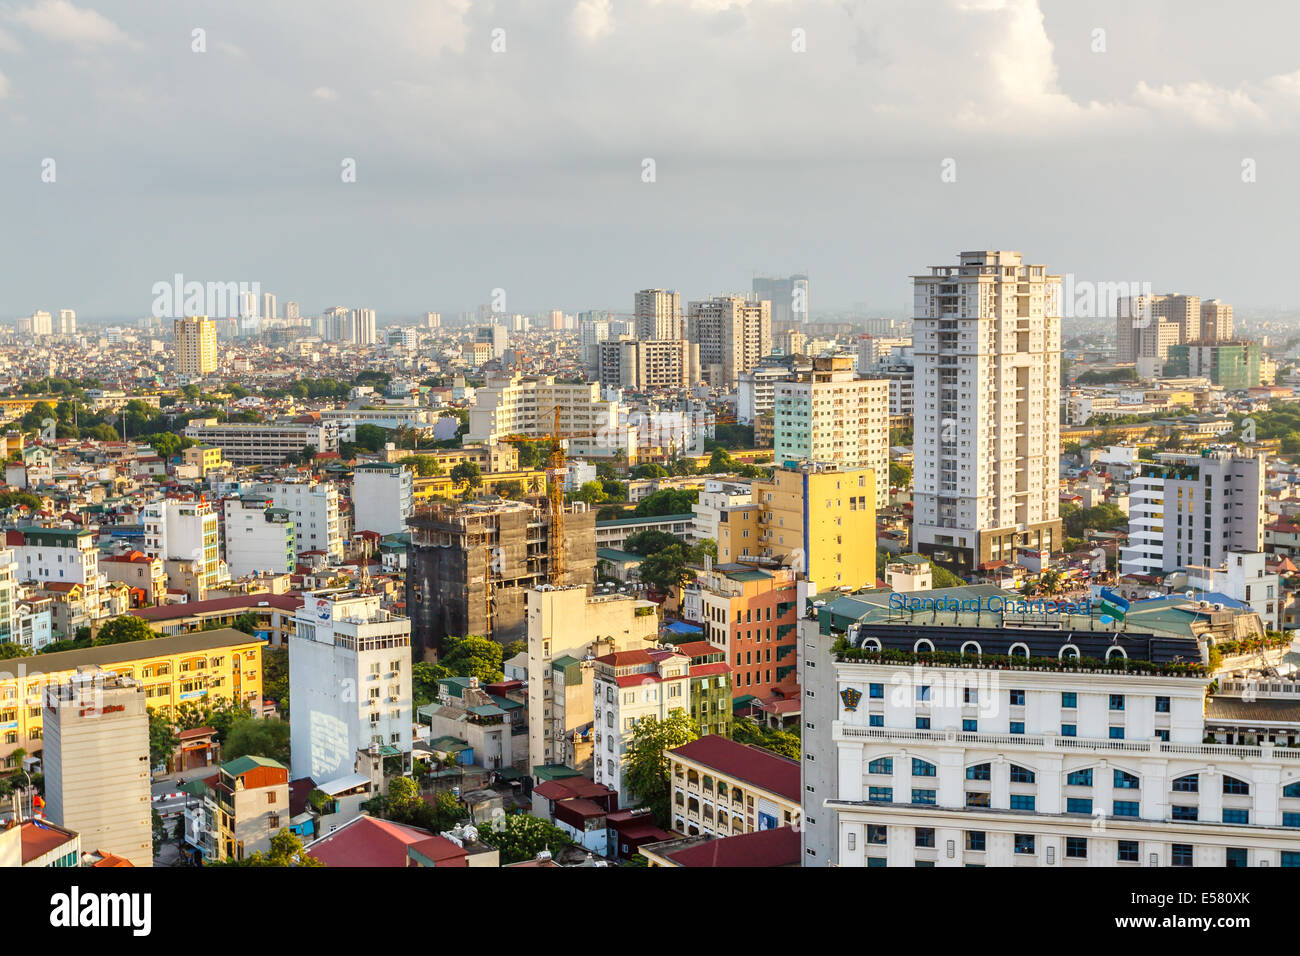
xmin=889 ymin=593 xmax=1091 ymax=616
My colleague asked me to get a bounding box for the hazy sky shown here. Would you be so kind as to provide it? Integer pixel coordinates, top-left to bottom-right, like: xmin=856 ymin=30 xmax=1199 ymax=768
xmin=2 ymin=0 xmax=1299 ymax=320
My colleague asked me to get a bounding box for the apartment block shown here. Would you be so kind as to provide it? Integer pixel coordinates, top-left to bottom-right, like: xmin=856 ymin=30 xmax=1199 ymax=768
xmin=182 ymin=755 xmax=291 ymax=863
xmin=687 ymin=295 xmax=772 ymax=389
xmin=912 ymin=251 xmax=1061 ymax=573
xmin=352 ymin=462 xmax=414 ymax=536
xmin=695 ymin=565 xmax=801 ymax=701
xmin=222 ymin=495 xmax=296 ymax=579
xmin=256 ymin=479 xmax=343 ymax=561
xmin=634 ymin=288 xmax=683 ymax=341
xmin=667 ymin=734 xmax=801 ymax=838
xmin=174 ymin=316 xmax=218 ymax=378
xmin=466 ymin=372 xmax=635 ymax=460
xmin=772 ymin=355 xmax=890 ymax=509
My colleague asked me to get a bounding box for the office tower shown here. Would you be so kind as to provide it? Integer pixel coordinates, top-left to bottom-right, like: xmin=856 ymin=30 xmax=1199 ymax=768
xmin=43 ymin=669 xmax=152 ymax=867
xmin=289 ymin=591 xmax=413 ymax=783
xmin=1115 ymin=293 xmax=1206 ymax=362
xmin=262 ymin=293 xmax=277 ymax=322
xmin=580 ymin=313 xmax=612 ymax=369
xmin=29 ymin=310 xmax=53 ymax=336
xmin=912 ymin=251 xmax=1061 ymax=572
xmin=687 ymin=295 xmax=772 ymax=389
xmin=423 ymin=311 xmax=441 ymax=329
xmin=1164 ymin=342 xmax=1262 ymax=389
xmin=475 ymin=324 xmax=508 ymax=359
xmin=56 ymin=309 xmax=76 ymax=335
xmin=1201 ymin=299 xmax=1234 ymax=341
xmin=323 ymin=306 xmax=352 ymax=342
xmin=405 ymin=498 xmax=597 ymax=658
xmin=772 ymin=355 xmax=890 ymax=509
xmin=352 ymin=462 xmax=414 ymax=536
xmin=526 ymin=587 xmax=659 ymax=775
xmin=799 ymin=607 xmax=1300 ymax=867
xmin=1121 ymin=448 xmax=1265 ymax=577
xmin=753 ymin=274 xmax=809 ymax=324
xmin=173 ymin=316 xmax=218 ymax=377
xmin=355 ymin=308 xmax=377 ymax=345
xmin=635 ymin=289 xmax=683 ymax=341
xmin=716 ymin=461 xmax=877 ymax=589
xmin=284 ymin=300 xmax=301 ymax=321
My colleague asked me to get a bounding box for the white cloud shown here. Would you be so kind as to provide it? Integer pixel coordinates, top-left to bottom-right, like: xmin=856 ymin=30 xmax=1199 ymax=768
xmin=572 ymin=0 xmax=613 ymax=40
xmin=312 ymin=86 xmax=338 ymax=101
xmin=7 ymin=0 xmax=129 ymax=47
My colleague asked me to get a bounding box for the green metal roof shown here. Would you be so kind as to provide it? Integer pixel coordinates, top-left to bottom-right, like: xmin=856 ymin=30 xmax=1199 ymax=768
xmin=532 ymin=764 xmax=583 ymax=781
xmin=221 ymin=754 xmax=287 ymax=777
xmin=597 ymin=548 xmax=643 ymax=563
xmin=596 ymin=512 xmax=694 ymax=527
xmin=429 ymin=736 xmax=470 ymax=752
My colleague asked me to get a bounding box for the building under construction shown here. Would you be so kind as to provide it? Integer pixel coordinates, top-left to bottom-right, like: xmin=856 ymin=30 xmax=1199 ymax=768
xmin=406 ymin=497 xmax=597 ymax=660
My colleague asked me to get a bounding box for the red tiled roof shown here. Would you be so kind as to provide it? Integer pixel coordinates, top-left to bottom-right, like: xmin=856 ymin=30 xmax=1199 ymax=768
xmin=90 ymin=851 xmax=134 ymax=867
xmin=689 ymin=661 xmax=731 ymax=678
xmin=19 ymin=820 xmax=77 ymax=864
xmin=669 ymin=734 xmax=800 ymax=802
xmin=664 ymin=825 xmax=800 ymax=867
xmin=533 ymin=777 xmax=616 ymax=803
xmin=596 ymin=649 xmax=653 ymax=666
xmin=407 ymin=836 xmax=470 ymax=867
xmin=306 ymin=815 xmax=438 ymax=867
xmin=130 ymin=592 xmax=303 ymax=621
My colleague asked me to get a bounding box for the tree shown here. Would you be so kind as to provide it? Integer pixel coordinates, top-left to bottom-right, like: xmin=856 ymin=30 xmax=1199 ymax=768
xmin=888 ymin=463 xmax=912 ymax=488
xmin=707 ymin=448 xmax=739 ymax=473
xmin=624 ymin=711 xmax=698 ymax=824
xmin=262 ymin=646 xmax=289 ymax=716
xmin=219 ymin=829 xmax=324 ymax=867
xmin=440 ymin=634 xmax=504 ymax=683
xmin=0 ymin=642 xmax=28 ymax=660
xmin=0 ymin=491 xmax=42 ymax=511
xmin=412 ymin=660 xmax=453 ymax=707
xmin=571 ymin=481 xmax=606 ymax=506
xmin=92 ymin=615 xmax=161 ymax=646
xmin=149 ymin=709 xmax=179 ymax=768
xmin=637 ymin=544 xmax=697 ymax=595
xmin=482 ymin=813 xmax=573 ymax=865
xmin=502 ymin=639 xmax=526 ymax=661
xmin=623 ymin=529 xmax=679 ymax=556
xmin=634 ymin=489 xmax=698 ymax=517
xmin=403 ymin=455 xmax=444 ymax=477
xmin=223 ymin=717 xmax=291 ymax=765
xmin=450 ymin=461 xmax=483 ymax=488
xmin=929 ymin=561 xmax=965 ymax=589
xmin=494 ymin=480 xmax=524 ymax=499
xmin=631 ymin=463 xmax=669 ymax=479
xmin=731 ymin=719 xmax=800 ymax=760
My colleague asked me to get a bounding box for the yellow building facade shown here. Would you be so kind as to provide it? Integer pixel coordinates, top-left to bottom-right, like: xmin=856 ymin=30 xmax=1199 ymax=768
xmin=717 ymin=462 xmax=876 ymax=590
xmin=0 ymin=628 xmax=263 ymax=769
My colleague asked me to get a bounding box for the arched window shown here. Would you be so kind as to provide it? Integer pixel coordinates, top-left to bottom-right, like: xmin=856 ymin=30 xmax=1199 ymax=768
xmin=1283 ymin=781 xmax=1300 ymax=798
xmin=675 ymin=791 xmax=684 ymax=806
xmin=913 ymin=638 xmax=935 ymax=654
xmin=912 ymin=758 xmax=937 ymax=777
xmin=717 ymin=782 xmax=728 ymax=799
xmin=1058 ymin=644 xmax=1080 ymax=661
xmin=965 ymin=763 xmax=991 ymax=781
xmin=960 ymin=641 xmax=982 ymax=657
xmin=1008 ymin=642 xmax=1030 ymax=659
xmin=868 ymin=757 xmax=893 ymax=775
xmin=1172 ymin=774 xmax=1199 ymax=793
xmin=1113 ymin=769 xmax=1139 ymax=789
xmin=1223 ymin=776 xmax=1250 ymax=795
xmin=687 ymin=797 xmax=700 ymax=814
xmin=687 ymin=769 xmax=699 ymax=786
xmin=862 ymin=637 xmax=882 ymax=651
xmin=1106 ymin=646 xmax=1127 ymax=661
xmin=1010 ymin=764 xmax=1035 ymax=784
xmin=703 ymin=775 xmax=714 ymax=791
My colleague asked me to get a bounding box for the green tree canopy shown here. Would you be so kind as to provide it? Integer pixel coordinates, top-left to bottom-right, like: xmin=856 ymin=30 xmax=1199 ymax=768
xmin=482 ymin=813 xmax=573 ymax=865
xmin=223 ymin=716 xmax=291 ymax=765
xmin=634 ymin=488 xmax=698 ymax=517
xmin=624 ymin=711 xmax=698 ymax=825
xmin=93 ymin=616 xmax=160 ymax=646
xmin=440 ymin=634 xmax=504 ymax=683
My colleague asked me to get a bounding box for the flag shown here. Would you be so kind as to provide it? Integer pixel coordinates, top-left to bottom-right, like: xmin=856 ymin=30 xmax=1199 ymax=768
xmin=1097 ymin=587 xmax=1130 ymax=621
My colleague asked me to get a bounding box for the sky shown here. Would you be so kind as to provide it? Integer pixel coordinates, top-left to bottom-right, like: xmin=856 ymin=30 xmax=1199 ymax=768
xmin=2 ymin=0 xmax=1299 ymax=321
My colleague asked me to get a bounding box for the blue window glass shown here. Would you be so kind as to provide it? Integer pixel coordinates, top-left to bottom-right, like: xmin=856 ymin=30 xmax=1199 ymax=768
xmin=1117 ymin=840 xmax=1139 ymax=862
xmin=963 ymin=688 xmax=978 ymax=704
xmin=916 ymin=685 xmax=931 ymax=702
xmin=915 ymin=717 xmax=930 ymax=730
xmin=1061 ymin=723 xmax=1077 ymax=737
xmin=1284 ymin=782 xmax=1300 ymax=798
xmin=914 ymin=827 xmax=935 ymax=848
xmin=962 ymin=719 xmax=978 ymax=732
xmin=1223 ymin=809 xmax=1249 ymax=825
xmin=1009 ymin=765 xmax=1035 ymax=783
xmin=1014 ymin=834 xmax=1035 ymax=855
xmin=1061 ymin=692 xmax=1077 ymax=708
xmin=868 ymin=758 xmax=893 ymax=775
xmin=1172 ymin=805 xmax=1198 ymax=822
xmin=1009 ymin=689 xmax=1025 ymax=706
xmin=869 ymin=714 xmax=884 ymax=727
xmin=965 ymin=831 xmax=986 ymax=852
xmin=868 ymin=787 xmax=893 ymax=803
xmin=1283 ymin=852 xmax=1300 ymax=867
xmin=867 ymin=825 xmax=887 ymax=844
xmin=1284 ymin=812 xmax=1300 ymax=828
xmin=1155 ymin=696 xmax=1170 ymax=713
xmin=1113 ymin=800 xmax=1139 ymax=817
xmin=914 ymin=860 xmax=935 ymax=867
xmin=1114 ymin=770 xmax=1139 ymax=789
xmin=1109 ymin=727 xmax=1125 ymax=739
xmin=1109 ymin=694 xmax=1125 ymax=711
xmin=1172 ymin=774 xmax=1198 ymax=793
xmin=1223 ymin=776 xmax=1250 ymax=795
xmin=867 ymin=856 xmax=887 ymax=867
xmin=1155 ymin=730 xmax=1170 ymax=741
xmin=966 ymin=763 xmax=991 ymax=781
xmin=1066 ymin=837 xmax=1087 ymax=859
xmin=1226 ymin=847 xmax=1247 ymax=868
xmin=1009 ymin=794 xmax=1035 ymax=811
xmin=1066 ymin=798 xmax=1093 ymax=815
xmin=912 ymin=758 xmax=936 ymax=777
xmin=1066 ymin=769 xmax=1093 ymax=787
xmin=1171 ymin=844 xmax=1193 ymax=867
xmin=869 ymin=683 xmax=884 ymax=699
xmin=1009 ymin=721 xmax=1025 ymax=735
xmin=912 ymin=789 xmax=936 ymax=806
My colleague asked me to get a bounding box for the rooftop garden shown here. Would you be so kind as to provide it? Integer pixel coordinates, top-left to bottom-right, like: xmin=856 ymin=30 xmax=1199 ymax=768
xmin=831 ymin=638 xmax=1208 ymax=678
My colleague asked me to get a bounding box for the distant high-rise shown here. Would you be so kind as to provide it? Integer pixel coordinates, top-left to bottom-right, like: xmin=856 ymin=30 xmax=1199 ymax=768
xmin=634 ymin=289 xmax=683 ymax=340
xmin=1115 ymin=293 xmax=1235 ymax=362
xmin=1201 ymin=299 xmax=1234 ymax=341
xmin=262 ymin=292 xmax=277 ymax=322
xmin=56 ymin=309 xmax=76 ymax=335
xmin=423 ymin=311 xmax=441 ymax=329
xmin=687 ymin=295 xmax=771 ymax=389
xmin=355 ymin=308 xmax=377 ymax=345
xmin=284 ymin=300 xmax=301 ymax=321
xmin=30 ymin=310 xmax=53 ymax=336
xmin=174 ymin=316 xmax=218 ymax=377
xmin=912 ymin=251 xmax=1061 ymax=572
xmin=753 ymin=274 xmax=809 ymax=325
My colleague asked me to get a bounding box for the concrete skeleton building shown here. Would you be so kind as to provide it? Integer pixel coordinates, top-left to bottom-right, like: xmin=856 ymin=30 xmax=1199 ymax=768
xmin=912 ymin=250 xmax=1062 ymax=573
xmin=406 ymin=497 xmax=597 ymax=659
